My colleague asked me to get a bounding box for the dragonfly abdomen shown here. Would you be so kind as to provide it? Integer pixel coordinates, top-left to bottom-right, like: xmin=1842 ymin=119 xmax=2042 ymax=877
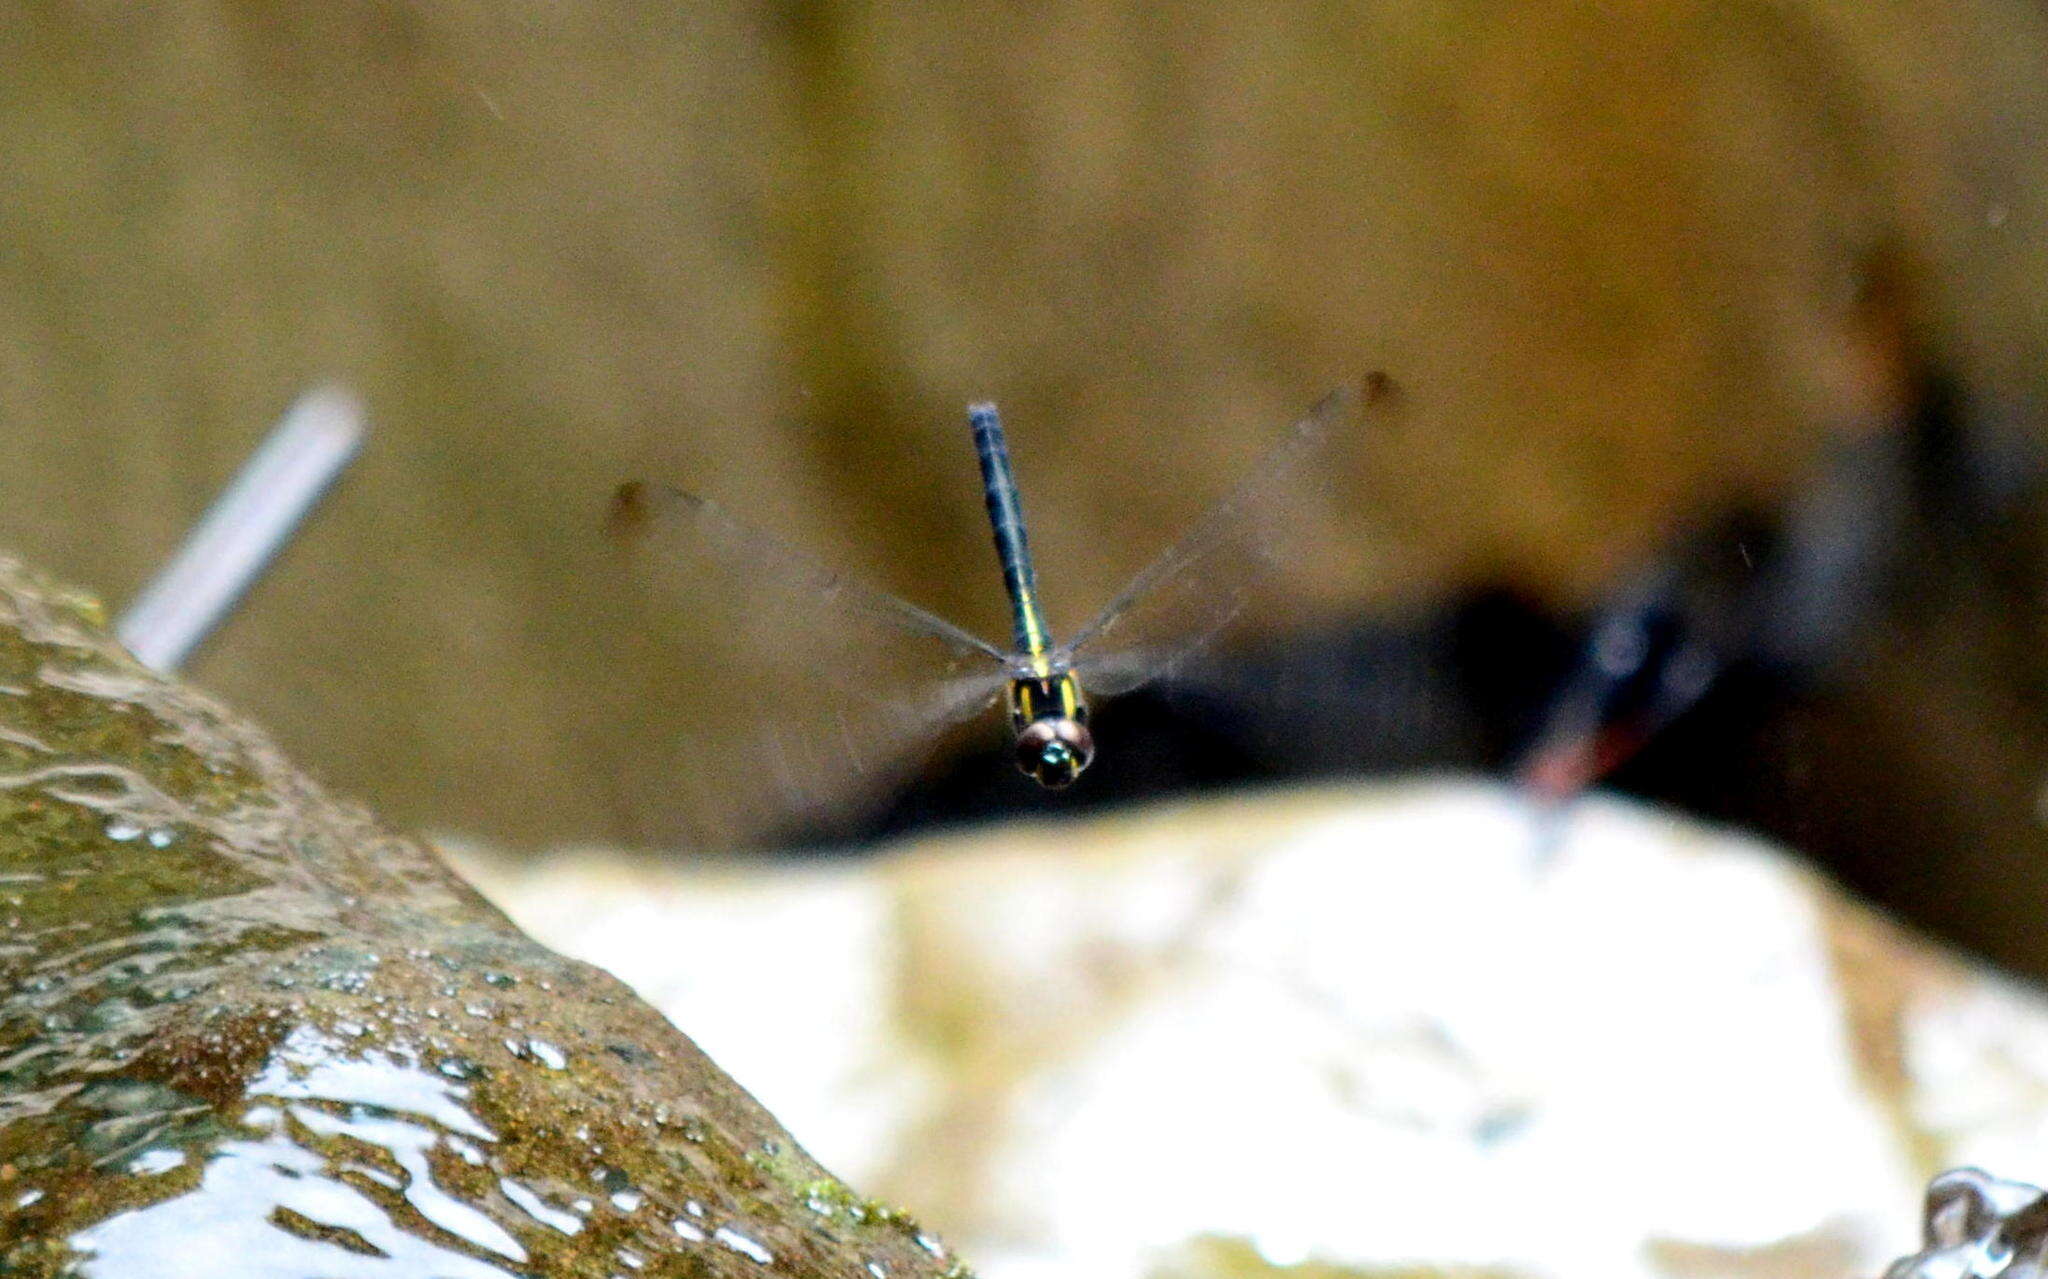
xmin=968 ymin=402 xmax=1052 ymax=657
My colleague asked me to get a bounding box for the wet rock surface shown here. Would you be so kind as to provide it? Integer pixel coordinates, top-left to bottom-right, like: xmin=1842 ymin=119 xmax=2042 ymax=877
xmin=1884 ymin=1169 xmax=2048 ymax=1279
xmin=0 ymin=556 xmax=965 ymax=1278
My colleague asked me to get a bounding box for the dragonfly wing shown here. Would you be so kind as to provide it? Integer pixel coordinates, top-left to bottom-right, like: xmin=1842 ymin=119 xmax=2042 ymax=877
xmin=611 ymin=482 xmax=1008 ymax=661
xmin=729 ymin=664 xmax=1009 ymax=843
xmin=1058 ymin=375 xmax=1401 ymax=697
xmin=609 ymin=482 xmax=1011 ymax=845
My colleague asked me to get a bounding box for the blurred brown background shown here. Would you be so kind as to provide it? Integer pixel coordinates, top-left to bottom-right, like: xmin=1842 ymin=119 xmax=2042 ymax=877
xmin=3 ymin=1 xmax=2046 ymax=849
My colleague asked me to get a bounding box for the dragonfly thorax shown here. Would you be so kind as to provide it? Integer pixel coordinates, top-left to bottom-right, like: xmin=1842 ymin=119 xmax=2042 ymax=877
xmin=1007 ymin=673 xmax=1093 ymax=788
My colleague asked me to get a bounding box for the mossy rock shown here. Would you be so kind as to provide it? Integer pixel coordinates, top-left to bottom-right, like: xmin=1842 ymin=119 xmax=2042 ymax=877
xmin=0 ymin=555 xmax=966 ymax=1278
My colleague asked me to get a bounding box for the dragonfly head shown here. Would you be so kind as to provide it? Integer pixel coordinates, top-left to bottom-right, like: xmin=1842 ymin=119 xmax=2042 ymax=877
xmin=1015 ymin=715 xmax=1095 ymax=788
xmin=1006 ymin=673 xmax=1093 ymax=787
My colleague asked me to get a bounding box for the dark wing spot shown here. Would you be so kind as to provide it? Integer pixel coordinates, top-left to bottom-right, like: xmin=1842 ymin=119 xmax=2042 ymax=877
xmin=605 ymin=480 xmax=655 ymax=539
xmin=1362 ymin=369 xmax=1402 ymax=408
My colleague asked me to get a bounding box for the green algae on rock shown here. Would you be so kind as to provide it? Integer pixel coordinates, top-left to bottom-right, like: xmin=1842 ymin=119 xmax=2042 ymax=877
xmin=0 ymin=556 xmax=966 ymax=1278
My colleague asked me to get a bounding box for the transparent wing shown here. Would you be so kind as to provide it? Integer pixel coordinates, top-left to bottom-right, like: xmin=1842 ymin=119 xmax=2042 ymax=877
xmin=608 ymin=482 xmax=1011 ymax=846
xmin=1056 ymin=375 xmax=1400 ymax=696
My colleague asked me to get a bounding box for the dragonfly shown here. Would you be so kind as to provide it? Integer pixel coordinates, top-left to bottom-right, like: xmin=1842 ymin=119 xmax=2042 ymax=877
xmin=609 ymin=372 xmax=1399 ymax=839
xmin=1516 ymin=421 xmax=1917 ymax=807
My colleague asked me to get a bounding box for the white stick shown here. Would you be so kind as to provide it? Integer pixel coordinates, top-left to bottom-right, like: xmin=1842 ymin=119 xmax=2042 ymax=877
xmin=117 ymin=386 xmax=366 ymax=673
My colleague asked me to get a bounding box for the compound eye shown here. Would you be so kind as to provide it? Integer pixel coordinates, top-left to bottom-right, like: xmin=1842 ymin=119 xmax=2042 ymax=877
xmin=1014 ymin=718 xmax=1096 ymax=788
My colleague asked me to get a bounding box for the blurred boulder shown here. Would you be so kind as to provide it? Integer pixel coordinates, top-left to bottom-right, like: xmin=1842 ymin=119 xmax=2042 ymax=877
xmin=0 ymin=556 xmax=963 ymax=1278
xmin=460 ymin=781 xmax=2048 ymax=1279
